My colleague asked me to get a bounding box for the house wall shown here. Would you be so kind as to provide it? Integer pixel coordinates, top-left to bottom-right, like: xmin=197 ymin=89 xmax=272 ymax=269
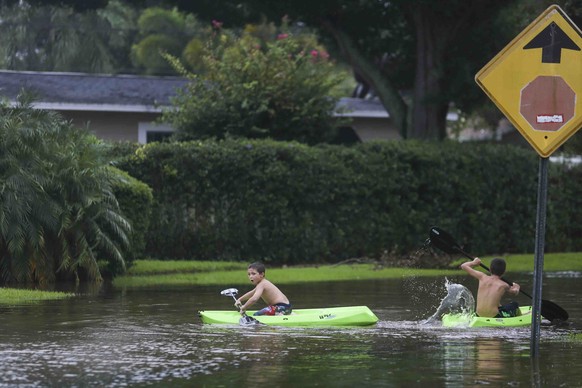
xmin=58 ymin=110 xmax=161 ymax=143
xmin=57 ymin=110 xmax=400 ymax=144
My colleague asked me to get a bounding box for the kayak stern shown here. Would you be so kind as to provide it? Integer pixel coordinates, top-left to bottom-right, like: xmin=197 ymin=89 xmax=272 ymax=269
xmin=442 ymin=306 xmax=533 ymax=328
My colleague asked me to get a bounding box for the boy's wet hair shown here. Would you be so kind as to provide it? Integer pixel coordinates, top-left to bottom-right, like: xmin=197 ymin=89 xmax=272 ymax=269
xmin=490 ymin=258 xmax=506 ymax=276
xmin=248 ymin=262 xmax=266 ymax=274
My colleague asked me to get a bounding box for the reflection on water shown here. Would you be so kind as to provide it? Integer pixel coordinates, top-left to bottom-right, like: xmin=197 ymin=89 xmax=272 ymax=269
xmin=239 ymin=331 xmax=289 ymax=385
xmin=473 ymin=338 xmax=506 ymax=384
xmin=0 ymin=277 xmax=581 ymax=386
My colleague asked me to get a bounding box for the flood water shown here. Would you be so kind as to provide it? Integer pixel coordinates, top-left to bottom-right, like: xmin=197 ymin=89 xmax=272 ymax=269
xmin=1 ymin=272 xmax=582 ymax=387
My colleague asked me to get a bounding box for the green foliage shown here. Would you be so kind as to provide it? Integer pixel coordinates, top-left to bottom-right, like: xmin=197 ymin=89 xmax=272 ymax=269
xmin=131 ymin=33 xmax=184 ymax=74
xmin=0 ymin=0 xmax=138 ymax=73
xmin=181 ymin=0 xmax=531 ymax=138
xmin=113 ymin=139 xmax=579 ymax=264
xmin=108 ymin=168 xmax=153 ymax=274
xmin=137 ymin=7 xmax=186 ymax=35
xmin=130 ymin=6 xmax=210 ymax=75
xmin=163 ymin=33 xmax=348 ymax=144
xmin=546 ymin=162 xmax=582 ymax=252
xmin=0 ymin=94 xmax=131 ymax=284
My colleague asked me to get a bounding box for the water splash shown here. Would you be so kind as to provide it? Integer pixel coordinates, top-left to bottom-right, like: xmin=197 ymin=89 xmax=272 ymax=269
xmin=423 ymin=279 xmax=475 ymax=324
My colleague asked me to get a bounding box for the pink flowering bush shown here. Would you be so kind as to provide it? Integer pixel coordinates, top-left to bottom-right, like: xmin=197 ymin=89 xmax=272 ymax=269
xmin=164 ymin=32 xmax=348 ymax=144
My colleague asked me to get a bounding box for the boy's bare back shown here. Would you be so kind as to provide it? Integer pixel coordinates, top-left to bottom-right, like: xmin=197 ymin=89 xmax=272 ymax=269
xmin=474 ymin=276 xmax=511 ymax=317
xmin=461 ymin=257 xmax=519 ymax=318
xmin=255 ymin=279 xmax=289 ymax=306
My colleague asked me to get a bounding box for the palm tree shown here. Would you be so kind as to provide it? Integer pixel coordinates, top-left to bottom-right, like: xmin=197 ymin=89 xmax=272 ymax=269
xmin=0 ymin=93 xmax=130 ymax=284
xmin=0 ymin=1 xmax=137 ymax=73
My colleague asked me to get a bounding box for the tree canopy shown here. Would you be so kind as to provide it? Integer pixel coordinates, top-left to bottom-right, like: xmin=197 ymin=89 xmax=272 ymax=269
xmin=163 ymin=0 xmax=573 ymax=139
xmin=1 ymin=0 xmax=581 ymax=142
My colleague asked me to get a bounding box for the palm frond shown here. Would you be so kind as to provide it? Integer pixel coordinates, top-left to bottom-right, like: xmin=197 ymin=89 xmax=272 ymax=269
xmin=0 ymin=93 xmax=130 ymax=284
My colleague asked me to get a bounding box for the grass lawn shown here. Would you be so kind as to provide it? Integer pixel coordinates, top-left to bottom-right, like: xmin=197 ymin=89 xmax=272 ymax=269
xmin=0 ymin=288 xmax=75 ymax=305
xmin=4 ymin=253 xmax=581 ymax=301
xmin=453 ymin=253 xmax=582 ymax=272
xmin=113 ymin=264 xmax=461 ymax=288
xmin=112 ymin=252 xmax=582 ymax=289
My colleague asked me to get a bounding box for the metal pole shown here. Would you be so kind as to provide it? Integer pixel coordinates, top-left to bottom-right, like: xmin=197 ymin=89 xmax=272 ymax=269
xmin=531 ymin=157 xmax=548 ymax=357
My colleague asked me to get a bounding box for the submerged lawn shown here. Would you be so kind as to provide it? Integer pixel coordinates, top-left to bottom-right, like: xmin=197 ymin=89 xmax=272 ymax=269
xmin=453 ymin=253 xmax=582 ymax=272
xmin=0 ymin=288 xmax=75 ymax=305
xmin=126 ymin=260 xmax=247 ymax=276
xmin=113 ymin=265 xmax=460 ymax=288
xmin=112 ymin=252 xmax=582 ymax=289
xmin=4 ymin=253 xmax=581 ymax=301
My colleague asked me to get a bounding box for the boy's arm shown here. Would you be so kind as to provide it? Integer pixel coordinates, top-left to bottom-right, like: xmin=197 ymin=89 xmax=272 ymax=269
xmin=235 ymin=289 xmax=255 ymax=306
xmin=460 ymin=258 xmax=486 ymax=280
xmin=240 ymin=284 xmax=264 ymax=313
xmin=508 ymin=282 xmax=520 ymax=296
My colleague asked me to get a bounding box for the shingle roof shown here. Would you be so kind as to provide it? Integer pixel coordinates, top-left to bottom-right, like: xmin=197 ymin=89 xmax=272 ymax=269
xmin=0 ymin=70 xmax=390 ymax=117
xmin=0 ymin=70 xmax=188 ymax=112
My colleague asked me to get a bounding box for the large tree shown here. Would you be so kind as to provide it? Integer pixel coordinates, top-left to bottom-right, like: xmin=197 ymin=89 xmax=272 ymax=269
xmin=162 ymin=0 xmax=553 ymax=140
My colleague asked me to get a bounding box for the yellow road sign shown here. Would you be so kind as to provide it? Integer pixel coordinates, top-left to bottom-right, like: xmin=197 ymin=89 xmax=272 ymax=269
xmin=476 ymin=5 xmax=582 ymax=157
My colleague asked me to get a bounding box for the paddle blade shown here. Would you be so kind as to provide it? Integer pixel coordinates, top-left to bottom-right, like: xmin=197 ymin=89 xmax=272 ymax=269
xmin=428 ymin=226 xmax=463 ymax=255
xmin=239 ymin=315 xmax=262 ymax=325
xmin=220 ymin=288 xmax=238 ymax=297
xmin=541 ymin=299 xmax=569 ymax=322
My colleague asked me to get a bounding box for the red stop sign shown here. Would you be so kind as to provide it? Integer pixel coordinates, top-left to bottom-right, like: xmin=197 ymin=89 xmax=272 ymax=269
xmin=520 ymin=76 xmax=575 ymax=132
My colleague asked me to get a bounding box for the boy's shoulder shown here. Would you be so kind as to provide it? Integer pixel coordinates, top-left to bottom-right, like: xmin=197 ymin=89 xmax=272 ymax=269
xmin=489 ymin=275 xmax=509 ymax=287
xmin=259 ymin=278 xmax=276 ymax=287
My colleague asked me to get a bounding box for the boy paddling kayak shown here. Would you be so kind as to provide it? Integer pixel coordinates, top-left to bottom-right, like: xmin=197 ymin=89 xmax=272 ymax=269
xmin=461 ymin=257 xmax=520 ymax=318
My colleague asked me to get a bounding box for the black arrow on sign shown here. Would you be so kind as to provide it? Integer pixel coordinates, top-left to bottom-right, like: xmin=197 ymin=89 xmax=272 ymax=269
xmin=523 ymin=21 xmax=581 ymax=63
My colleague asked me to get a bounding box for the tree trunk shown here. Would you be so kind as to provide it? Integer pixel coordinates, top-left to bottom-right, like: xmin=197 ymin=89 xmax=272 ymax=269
xmin=409 ymin=7 xmax=450 ymax=140
xmin=322 ymin=21 xmax=409 ymax=138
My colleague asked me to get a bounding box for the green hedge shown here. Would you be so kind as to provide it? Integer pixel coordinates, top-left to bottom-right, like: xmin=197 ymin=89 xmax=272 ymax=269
xmin=110 ymin=139 xmax=582 ymax=263
xmin=109 ymin=167 xmax=153 ymax=270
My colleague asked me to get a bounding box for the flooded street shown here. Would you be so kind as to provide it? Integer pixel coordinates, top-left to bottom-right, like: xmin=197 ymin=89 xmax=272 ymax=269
xmin=1 ymin=274 xmax=581 ymax=386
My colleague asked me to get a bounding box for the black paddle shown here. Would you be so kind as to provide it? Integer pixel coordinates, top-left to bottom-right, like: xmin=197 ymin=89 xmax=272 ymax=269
xmin=220 ymin=288 xmax=263 ymax=325
xmin=428 ymin=226 xmax=568 ymax=322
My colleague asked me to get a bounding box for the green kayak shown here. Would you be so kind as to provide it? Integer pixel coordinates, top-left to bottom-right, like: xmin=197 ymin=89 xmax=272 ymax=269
xmin=441 ymin=306 xmax=533 ymax=328
xmin=199 ymin=305 xmax=379 ymax=327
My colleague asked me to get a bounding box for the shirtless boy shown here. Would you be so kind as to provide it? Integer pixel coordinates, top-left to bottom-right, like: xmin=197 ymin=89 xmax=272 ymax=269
xmin=461 ymin=257 xmax=520 ymax=318
xmin=235 ymin=262 xmax=292 ymax=316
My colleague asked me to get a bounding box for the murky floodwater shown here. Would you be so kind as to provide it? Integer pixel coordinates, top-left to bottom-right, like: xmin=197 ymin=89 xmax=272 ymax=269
xmin=1 ymin=272 xmax=581 ymax=387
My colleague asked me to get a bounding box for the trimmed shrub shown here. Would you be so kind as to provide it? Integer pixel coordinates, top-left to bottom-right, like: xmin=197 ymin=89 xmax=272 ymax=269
xmin=109 ymin=168 xmax=153 ymax=270
xmin=113 ymin=139 xmax=579 ymax=263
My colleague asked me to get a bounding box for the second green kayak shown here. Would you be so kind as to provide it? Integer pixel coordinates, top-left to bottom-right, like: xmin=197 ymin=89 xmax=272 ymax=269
xmin=199 ymin=305 xmax=379 ymax=327
xmin=442 ymin=306 xmax=533 ymax=328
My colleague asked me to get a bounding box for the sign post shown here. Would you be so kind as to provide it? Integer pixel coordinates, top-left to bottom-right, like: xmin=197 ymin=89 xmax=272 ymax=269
xmin=475 ymin=5 xmax=582 ymax=356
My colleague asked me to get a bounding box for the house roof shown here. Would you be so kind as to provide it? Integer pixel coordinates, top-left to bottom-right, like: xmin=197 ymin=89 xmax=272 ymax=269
xmin=0 ymin=70 xmax=390 ymax=117
xmin=0 ymin=70 xmax=188 ymax=113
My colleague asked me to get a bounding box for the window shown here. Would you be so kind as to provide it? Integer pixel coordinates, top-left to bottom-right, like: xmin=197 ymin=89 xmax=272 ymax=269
xmin=138 ymin=122 xmax=175 ymax=144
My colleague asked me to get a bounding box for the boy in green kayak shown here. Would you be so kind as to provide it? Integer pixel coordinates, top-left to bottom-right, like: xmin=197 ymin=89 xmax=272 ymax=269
xmin=461 ymin=257 xmax=520 ymax=318
xmin=235 ymin=262 xmax=292 ymax=316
